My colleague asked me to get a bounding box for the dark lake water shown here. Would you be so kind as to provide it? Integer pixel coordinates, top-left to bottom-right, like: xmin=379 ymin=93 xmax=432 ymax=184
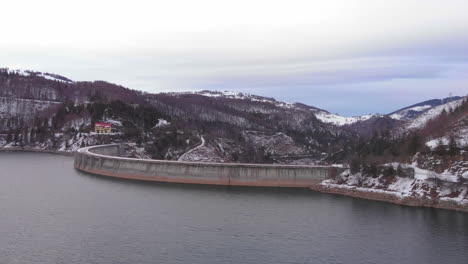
xmin=1 ymin=152 xmax=467 ymax=264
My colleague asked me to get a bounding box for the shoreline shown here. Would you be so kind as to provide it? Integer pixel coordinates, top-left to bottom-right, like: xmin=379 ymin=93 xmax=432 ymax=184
xmin=0 ymin=147 xmax=74 ymax=156
xmin=2 ymin=147 xmax=466 ymax=213
xmin=309 ymin=184 xmax=468 ymax=213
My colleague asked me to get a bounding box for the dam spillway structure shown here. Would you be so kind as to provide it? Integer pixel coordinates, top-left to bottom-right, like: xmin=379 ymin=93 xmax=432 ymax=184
xmin=74 ymin=144 xmax=344 ymax=187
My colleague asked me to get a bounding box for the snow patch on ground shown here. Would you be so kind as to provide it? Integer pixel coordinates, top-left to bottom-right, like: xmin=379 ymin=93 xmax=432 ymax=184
xmin=385 ymin=162 xmax=462 ymax=182
xmin=426 ymin=137 xmax=449 ymax=149
xmin=178 ymin=136 xmax=217 ymax=162
xmin=196 ymin=90 xmax=273 ymax=103
xmin=243 ymin=131 xmax=304 ymax=156
xmin=123 ymin=143 xmax=151 ymax=159
xmin=458 ymin=128 xmax=468 ymax=147
xmin=153 ymin=119 xmax=170 ymax=128
xmin=314 ymin=111 xmax=376 ymax=126
xmin=425 ymin=129 xmax=468 ymax=149
xmin=0 ymin=132 xmax=98 ymax=153
xmin=104 ymin=119 xmax=123 ymax=126
xmin=178 ymin=136 xmax=226 ymax=162
xmin=64 ymin=117 xmax=91 ymax=130
xmin=412 ymin=164 xmax=460 ymax=182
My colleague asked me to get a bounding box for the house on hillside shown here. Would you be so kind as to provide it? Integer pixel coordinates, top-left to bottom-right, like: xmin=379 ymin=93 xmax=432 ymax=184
xmin=95 ymin=122 xmax=111 ymax=133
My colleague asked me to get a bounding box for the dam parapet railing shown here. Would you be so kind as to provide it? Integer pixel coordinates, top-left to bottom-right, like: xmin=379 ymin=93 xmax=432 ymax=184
xmin=74 ymin=144 xmax=346 ymax=187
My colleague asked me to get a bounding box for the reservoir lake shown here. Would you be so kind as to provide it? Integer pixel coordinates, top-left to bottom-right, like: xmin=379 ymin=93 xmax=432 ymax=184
xmin=1 ymin=152 xmax=467 ymax=264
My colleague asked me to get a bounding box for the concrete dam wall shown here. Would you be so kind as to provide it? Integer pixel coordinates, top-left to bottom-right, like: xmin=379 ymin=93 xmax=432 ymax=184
xmin=74 ymin=144 xmax=344 ymax=187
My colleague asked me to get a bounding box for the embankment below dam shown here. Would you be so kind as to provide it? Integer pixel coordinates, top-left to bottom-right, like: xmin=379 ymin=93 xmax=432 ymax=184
xmin=74 ymin=144 xmax=343 ymax=187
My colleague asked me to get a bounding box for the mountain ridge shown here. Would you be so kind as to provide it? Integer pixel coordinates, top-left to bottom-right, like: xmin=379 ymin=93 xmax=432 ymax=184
xmin=1 ymin=67 xmax=463 ymax=123
xmin=0 ymin=67 xmax=466 ymax=167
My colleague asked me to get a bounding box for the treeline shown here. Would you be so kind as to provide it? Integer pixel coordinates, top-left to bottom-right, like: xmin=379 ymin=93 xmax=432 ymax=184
xmin=419 ymin=97 xmax=468 ymax=138
xmin=349 ymin=98 xmax=468 ymax=175
xmin=0 ymin=69 xmax=146 ymax=104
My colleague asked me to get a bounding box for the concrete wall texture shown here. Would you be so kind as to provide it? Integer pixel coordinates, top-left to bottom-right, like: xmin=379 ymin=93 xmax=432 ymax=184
xmin=74 ymin=144 xmax=344 ymax=187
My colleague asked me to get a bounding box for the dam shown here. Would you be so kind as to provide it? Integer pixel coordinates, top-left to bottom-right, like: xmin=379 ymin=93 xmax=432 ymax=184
xmin=74 ymin=144 xmax=344 ymax=187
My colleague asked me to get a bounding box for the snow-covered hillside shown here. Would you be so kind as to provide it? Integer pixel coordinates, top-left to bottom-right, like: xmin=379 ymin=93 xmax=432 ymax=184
xmin=168 ymin=90 xmax=299 ymax=109
xmin=389 ymin=96 xmax=463 ymax=121
xmin=156 ymin=90 xmax=468 ymax=131
xmin=320 ymin=165 xmax=468 ymax=208
xmin=0 ymin=67 xmax=465 ymax=170
xmin=315 ymin=96 xmax=466 ymax=127
xmin=6 ymin=68 xmax=74 ymax=83
xmin=196 ymin=90 xmax=274 ymax=102
xmin=0 ymin=97 xmax=61 ymax=130
xmin=405 ymin=98 xmax=465 ymax=130
xmin=389 ymin=105 xmax=433 ymax=120
xmin=167 ymin=90 xmax=381 ymax=126
xmin=426 ymin=128 xmax=468 ymax=149
xmin=314 ymin=111 xmax=377 ymax=126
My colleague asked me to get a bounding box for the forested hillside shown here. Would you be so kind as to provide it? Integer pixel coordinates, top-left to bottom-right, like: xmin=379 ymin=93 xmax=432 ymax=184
xmin=0 ymin=68 xmax=466 ymax=171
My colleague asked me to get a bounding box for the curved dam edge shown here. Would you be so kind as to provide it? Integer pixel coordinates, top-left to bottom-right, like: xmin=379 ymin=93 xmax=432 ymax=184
xmin=74 ymin=144 xmax=344 ymax=188
xmin=73 ymin=144 xmax=467 ymax=212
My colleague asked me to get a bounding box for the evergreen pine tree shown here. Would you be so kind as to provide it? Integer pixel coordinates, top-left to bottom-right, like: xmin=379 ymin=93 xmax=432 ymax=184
xmin=408 ymin=133 xmax=421 ymax=155
xmin=6 ymin=131 xmax=12 ymax=143
xmin=435 ymin=139 xmax=446 ymax=155
xmin=448 ymin=136 xmax=458 ymax=156
xmin=397 ymin=164 xmax=404 ymax=177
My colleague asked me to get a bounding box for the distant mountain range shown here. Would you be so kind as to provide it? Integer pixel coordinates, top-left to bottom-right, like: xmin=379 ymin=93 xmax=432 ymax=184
xmin=0 ymin=67 xmax=466 ymax=165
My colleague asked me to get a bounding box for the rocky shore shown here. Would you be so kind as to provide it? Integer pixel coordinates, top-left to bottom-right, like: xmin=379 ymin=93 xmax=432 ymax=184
xmin=310 ymin=168 xmax=468 ymax=212
xmin=310 ymin=184 xmax=468 ymax=212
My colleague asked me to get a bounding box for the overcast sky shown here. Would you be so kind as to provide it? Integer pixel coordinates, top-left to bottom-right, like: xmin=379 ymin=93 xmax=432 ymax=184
xmin=1 ymin=0 xmax=468 ymax=115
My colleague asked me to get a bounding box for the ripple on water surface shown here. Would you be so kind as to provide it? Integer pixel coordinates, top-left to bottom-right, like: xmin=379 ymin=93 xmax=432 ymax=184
xmin=0 ymin=152 xmax=467 ymax=264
